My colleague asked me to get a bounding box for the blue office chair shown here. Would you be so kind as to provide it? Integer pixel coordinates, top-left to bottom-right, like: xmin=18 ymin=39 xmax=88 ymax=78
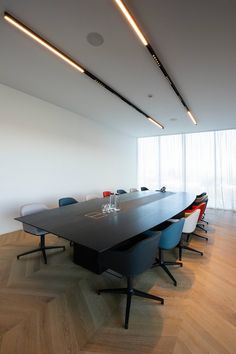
xmin=58 ymin=197 xmax=78 ymax=207
xmin=98 ymin=232 xmax=164 ymax=329
xmin=116 ymin=189 xmax=127 ymax=195
xmin=17 ymin=203 xmax=66 ymax=264
xmin=59 ymin=197 xmax=78 ymax=246
xmin=144 ymin=218 xmax=185 ymax=286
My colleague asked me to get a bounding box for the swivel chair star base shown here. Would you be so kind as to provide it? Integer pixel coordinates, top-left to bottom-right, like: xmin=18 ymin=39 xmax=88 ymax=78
xmin=17 ymin=234 xmax=65 ymax=264
xmin=178 ymin=242 xmax=203 ymax=261
xmin=191 ymin=232 xmax=208 ymax=241
xmin=98 ymin=276 xmax=164 ymax=329
xmin=153 ymin=248 xmax=183 ymax=287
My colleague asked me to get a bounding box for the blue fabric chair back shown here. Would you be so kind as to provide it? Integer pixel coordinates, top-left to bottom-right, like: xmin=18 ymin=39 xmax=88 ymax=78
xmin=117 ymin=189 xmax=127 ymax=195
xmin=159 ymin=218 xmax=185 ymax=250
xmin=59 ymin=197 xmax=78 ymax=207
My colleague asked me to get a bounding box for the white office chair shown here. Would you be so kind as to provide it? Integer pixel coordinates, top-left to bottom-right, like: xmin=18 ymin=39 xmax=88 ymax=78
xmin=17 ymin=203 xmax=65 ymax=264
xmin=85 ymin=193 xmax=101 ymax=201
xmin=169 ymin=209 xmax=203 ymax=260
xmin=130 ymin=188 xmax=139 ymax=192
xmin=179 ymin=209 xmax=203 ymax=260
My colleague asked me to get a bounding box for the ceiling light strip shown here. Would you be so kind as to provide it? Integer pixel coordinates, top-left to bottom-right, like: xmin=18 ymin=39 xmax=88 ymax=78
xmin=148 ymin=117 xmax=164 ymax=129
xmin=4 ymin=11 xmax=164 ymax=129
xmin=4 ymin=12 xmax=85 ymax=73
xmin=114 ymin=0 xmax=148 ymax=46
xmin=113 ymin=0 xmax=197 ymax=125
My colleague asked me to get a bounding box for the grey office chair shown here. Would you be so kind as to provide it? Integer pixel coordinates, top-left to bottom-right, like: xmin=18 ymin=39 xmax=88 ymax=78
xmin=17 ymin=203 xmax=65 ymax=264
xmin=141 ymin=186 xmax=149 ymax=191
xmin=98 ymin=232 xmax=164 ymax=329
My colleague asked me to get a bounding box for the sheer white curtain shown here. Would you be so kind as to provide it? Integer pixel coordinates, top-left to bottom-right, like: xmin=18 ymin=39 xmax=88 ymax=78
xmin=138 ymin=129 xmax=236 ymax=211
xmin=138 ymin=137 xmax=159 ymax=190
xmin=185 ymin=132 xmax=215 ymax=207
xmin=159 ymin=134 xmax=184 ymax=192
xmin=215 ymin=130 xmax=236 ymax=210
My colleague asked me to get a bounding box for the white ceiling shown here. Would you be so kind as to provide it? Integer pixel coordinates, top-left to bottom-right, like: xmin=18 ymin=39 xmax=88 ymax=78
xmin=0 ymin=0 xmax=236 ymax=137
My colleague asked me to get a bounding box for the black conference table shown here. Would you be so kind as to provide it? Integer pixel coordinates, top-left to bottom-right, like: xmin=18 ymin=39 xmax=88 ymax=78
xmin=16 ymin=191 xmax=195 ymax=273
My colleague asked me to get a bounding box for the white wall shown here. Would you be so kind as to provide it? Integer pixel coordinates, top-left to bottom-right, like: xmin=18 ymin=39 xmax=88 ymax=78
xmin=0 ymin=84 xmax=137 ymax=234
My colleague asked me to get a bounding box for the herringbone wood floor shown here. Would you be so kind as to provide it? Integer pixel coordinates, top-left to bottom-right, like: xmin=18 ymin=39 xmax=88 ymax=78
xmin=0 ymin=209 xmax=236 ymax=353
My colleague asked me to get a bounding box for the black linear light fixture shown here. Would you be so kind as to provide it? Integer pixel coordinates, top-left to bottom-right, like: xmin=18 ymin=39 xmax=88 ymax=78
xmin=3 ymin=12 xmax=164 ymax=129
xmin=114 ymin=0 xmax=197 ymax=125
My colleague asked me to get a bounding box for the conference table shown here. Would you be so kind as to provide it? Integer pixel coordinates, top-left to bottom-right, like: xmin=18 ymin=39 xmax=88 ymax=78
xmin=16 ymin=191 xmax=195 ymax=274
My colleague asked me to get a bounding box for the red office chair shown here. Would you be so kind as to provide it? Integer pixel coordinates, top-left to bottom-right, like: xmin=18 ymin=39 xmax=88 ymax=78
xmin=103 ymin=191 xmax=112 ymax=198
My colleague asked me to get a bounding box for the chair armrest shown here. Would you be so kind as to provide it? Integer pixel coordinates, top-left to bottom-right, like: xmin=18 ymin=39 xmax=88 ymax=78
xmin=168 ymin=218 xmax=180 ymax=223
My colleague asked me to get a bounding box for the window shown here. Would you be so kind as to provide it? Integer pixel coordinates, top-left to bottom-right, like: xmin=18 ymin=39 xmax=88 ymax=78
xmin=138 ymin=129 xmax=236 ymax=210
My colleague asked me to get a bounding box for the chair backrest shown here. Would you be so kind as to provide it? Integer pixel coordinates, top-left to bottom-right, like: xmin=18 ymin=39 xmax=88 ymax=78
xmin=85 ymin=193 xmax=101 ymax=201
xmin=141 ymin=187 xmax=149 ymax=191
xmin=191 ymin=202 xmax=206 ymax=221
xmin=102 ymin=232 xmax=161 ymax=277
xmin=194 ymin=194 xmax=208 ymax=205
xmin=196 ymin=192 xmax=207 ymax=198
xmin=130 ymin=188 xmax=138 ymax=193
xmin=117 ymin=189 xmax=127 ymax=195
xmin=20 ymin=203 xmax=48 ymax=235
xmin=158 ymin=218 xmax=185 ymax=250
xmin=103 ymin=191 xmax=112 ymax=198
xmin=59 ymin=197 xmax=78 ymax=207
xmin=183 ymin=209 xmax=200 ymax=233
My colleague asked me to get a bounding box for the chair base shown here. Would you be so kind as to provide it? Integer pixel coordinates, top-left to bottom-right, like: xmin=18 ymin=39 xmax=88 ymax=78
xmin=153 ymin=259 xmax=182 ymax=287
xmin=178 ymin=244 xmax=203 ymax=261
xmin=197 ymin=224 xmax=208 ymax=233
xmin=192 ymin=232 xmax=208 ymax=241
xmin=17 ymin=234 xmax=65 ymax=264
xmin=98 ymin=277 xmax=164 ymax=329
xmin=201 ymin=219 xmax=209 ymax=225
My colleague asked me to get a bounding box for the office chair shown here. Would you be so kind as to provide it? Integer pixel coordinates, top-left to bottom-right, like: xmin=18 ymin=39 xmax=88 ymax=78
xmin=98 ymin=232 xmax=164 ymax=329
xmin=178 ymin=209 xmax=203 ymax=260
xmin=192 ymin=193 xmax=209 ymax=225
xmin=185 ymin=202 xmax=208 ymax=239
xmin=141 ymin=186 xmax=149 ymax=191
xmin=58 ymin=197 xmax=78 ymax=207
xmin=193 ymin=192 xmax=208 ymax=206
xmin=103 ymin=191 xmax=112 ymax=198
xmin=116 ymin=189 xmax=127 ymax=195
xmin=144 ymin=219 xmax=185 ymax=286
xmin=17 ymin=203 xmax=65 ymax=264
xmin=85 ymin=193 xmax=101 ymax=200
xmin=130 ymin=188 xmax=138 ymax=192
xmin=59 ymin=197 xmax=78 ymax=246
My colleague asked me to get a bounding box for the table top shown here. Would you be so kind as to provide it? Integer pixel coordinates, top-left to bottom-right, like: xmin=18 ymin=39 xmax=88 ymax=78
xmin=16 ymin=191 xmax=194 ymax=253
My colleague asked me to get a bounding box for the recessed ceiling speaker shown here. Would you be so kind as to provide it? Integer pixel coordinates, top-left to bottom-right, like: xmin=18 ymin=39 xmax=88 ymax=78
xmin=86 ymin=32 xmax=104 ymax=47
